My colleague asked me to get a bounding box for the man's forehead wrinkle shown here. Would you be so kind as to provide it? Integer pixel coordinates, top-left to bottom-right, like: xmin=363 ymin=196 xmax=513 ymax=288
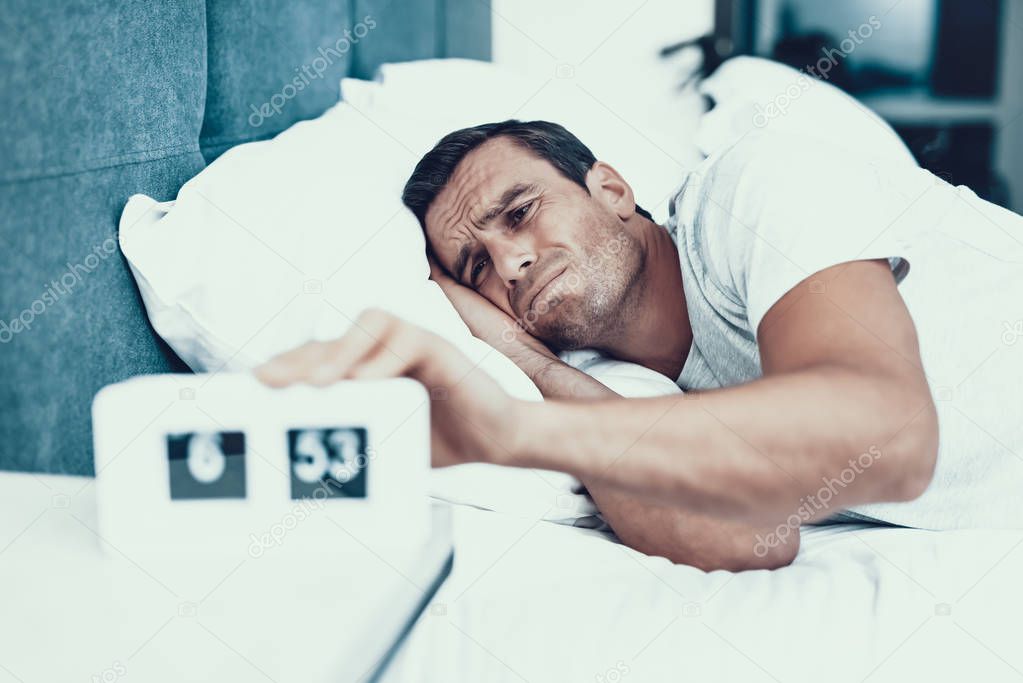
xmin=454 ymin=157 xmax=498 ymax=226
xmin=435 ymin=189 xmax=477 ymax=276
xmin=438 ymin=159 xmax=496 ymax=243
xmin=447 ymin=224 xmax=473 ymax=248
xmin=427 ymin=137 xmax=535 ymax=269
xmin=427 ymin=186 xmax=472 ymax=266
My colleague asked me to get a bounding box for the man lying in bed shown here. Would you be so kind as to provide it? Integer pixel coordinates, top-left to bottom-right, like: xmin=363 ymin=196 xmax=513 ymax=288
xmin=258 ymin=120 xmax=1023 ymax=571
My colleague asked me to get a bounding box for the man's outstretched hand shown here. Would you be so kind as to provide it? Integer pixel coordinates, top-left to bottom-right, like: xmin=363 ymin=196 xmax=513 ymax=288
xmin=254 ymin=309 xmax=521 ymax=468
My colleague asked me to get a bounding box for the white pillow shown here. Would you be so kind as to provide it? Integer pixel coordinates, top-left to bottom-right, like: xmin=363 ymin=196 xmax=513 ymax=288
xmin=695 ymin=56 xmax=915 ymax=164
xmin=340 ymin=59 xmax=704 ymax=224
xmin=120 ymin=108 xmax=537 ymax=398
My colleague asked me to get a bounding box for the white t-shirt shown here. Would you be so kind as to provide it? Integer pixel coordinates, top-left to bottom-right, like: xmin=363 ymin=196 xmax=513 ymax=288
xmin=665 ymin=132 xmax=1023 ymax=530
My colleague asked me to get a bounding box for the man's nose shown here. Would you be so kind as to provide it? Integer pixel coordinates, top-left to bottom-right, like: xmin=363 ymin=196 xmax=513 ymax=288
xmin=490 ymin=237 xmax=536 ymax=290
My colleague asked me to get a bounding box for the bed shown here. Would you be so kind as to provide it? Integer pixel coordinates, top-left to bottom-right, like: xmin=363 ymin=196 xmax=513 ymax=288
xmin=3 ymin=3 xmax=1021 ymax=682
xmin=382 ymin=505 xmax=1023 ymax=682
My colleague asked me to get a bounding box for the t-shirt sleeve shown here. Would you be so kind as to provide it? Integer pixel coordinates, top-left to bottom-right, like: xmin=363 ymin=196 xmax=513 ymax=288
xmin=691 ymin=133 xmax=926 ymax=338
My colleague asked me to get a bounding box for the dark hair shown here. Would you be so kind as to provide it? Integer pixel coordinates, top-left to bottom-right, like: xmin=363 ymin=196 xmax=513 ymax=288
xmin=401 ymin=119 xmax=653 ymax=227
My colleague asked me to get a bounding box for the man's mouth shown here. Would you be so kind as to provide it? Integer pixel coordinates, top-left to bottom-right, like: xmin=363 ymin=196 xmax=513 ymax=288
xmin=525 ymin=266 xmax=568 ymax=314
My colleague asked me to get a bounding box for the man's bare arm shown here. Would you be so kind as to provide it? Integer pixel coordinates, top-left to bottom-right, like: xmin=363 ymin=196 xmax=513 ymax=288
xmin=504 ymin=260 xmax=939 ymax=525
xmin=260 ymin=260 xmax=931 ymax=567
xmin=520 ymin=355 xmax=799 ymax=570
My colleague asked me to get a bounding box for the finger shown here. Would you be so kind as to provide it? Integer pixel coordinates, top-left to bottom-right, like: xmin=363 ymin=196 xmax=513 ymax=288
xmin=350 ymin=314 xmax=440 ymax=379
xmin=255 ymin=309 xmax=401 ymax=387
xmin=348 ymin=341 xmax=414 ymax=380
xmin=306 ymin=309 xmax=404 ymax=386
xmin=255 ymin=340 xmax=332 ymax=387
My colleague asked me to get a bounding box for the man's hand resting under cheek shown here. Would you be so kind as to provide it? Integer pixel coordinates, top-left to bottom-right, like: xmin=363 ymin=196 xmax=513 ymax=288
xmin=428 ymin=255 xmax=563 ymax=386
xmin=255 ymin=309 xmax=520 ymax=469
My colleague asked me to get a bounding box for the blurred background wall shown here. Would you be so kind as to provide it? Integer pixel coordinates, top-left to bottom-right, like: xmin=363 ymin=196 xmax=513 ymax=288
xmin=488 ymin=0 xmax=1022 ymax=212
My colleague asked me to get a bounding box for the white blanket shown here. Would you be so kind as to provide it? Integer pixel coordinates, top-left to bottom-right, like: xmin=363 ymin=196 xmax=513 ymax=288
xmin=385 ymin=506 xmax=1023 ymax=683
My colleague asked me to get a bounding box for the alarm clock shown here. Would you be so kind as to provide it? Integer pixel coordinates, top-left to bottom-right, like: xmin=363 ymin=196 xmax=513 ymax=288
xmin=92 ymin=373 xmax=431 ymax=556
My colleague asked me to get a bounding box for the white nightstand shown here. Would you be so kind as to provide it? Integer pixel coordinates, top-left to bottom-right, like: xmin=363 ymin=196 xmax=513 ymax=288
xmin=0 ymin=472 xmax=452 ymax=683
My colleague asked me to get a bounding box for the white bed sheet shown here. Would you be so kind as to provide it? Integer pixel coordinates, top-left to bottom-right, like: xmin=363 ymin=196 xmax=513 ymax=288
xmin=385 ymin=505 xmax=1023 ymax=683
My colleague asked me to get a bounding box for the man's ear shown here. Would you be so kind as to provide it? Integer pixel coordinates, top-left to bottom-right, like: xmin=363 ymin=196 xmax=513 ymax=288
xmin=584 ymin=161 xmax=636 ymax=221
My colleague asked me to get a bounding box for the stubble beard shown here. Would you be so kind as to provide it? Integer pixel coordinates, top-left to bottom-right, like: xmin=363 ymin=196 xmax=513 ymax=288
xmin=527 ymin=229 xmax=645 ymax=352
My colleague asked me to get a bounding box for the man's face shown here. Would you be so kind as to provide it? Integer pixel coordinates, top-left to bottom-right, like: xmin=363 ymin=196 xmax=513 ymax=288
xmin=424 ymin=137 xmax=642 ymax=350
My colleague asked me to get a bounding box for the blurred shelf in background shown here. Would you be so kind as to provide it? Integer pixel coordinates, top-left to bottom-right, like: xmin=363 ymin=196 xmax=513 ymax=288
xmin=705 ymin=0 xmax=1022 ymax=212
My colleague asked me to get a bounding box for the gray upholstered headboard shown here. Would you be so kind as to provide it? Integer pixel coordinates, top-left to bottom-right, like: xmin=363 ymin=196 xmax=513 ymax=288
xmin=0 ymin=0 xmax=490 ymax=475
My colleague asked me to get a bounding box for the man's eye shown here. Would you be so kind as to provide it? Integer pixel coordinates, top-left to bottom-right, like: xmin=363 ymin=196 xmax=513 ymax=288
xmin=510 ymin=201 xmax=532 ymax=225
xmin=470 ymin=257 xmax=489 ymax=286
